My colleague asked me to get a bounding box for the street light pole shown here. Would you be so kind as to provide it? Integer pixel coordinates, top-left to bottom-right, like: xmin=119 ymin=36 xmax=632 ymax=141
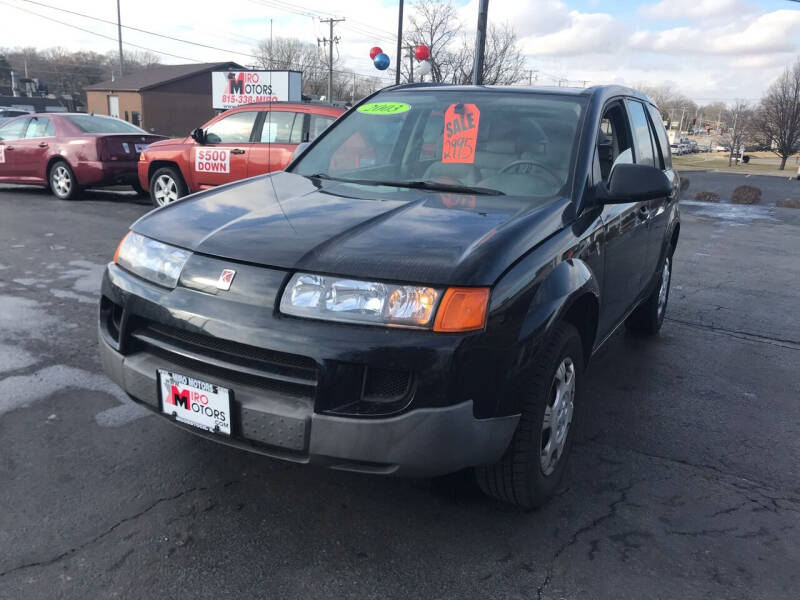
xmin=395 ymin=0 xmax=403 ymax=85
xmin=472 ymin=0 xmax=489 ymax=85
xmin=116 ymin=0 xmax=124 ymax=78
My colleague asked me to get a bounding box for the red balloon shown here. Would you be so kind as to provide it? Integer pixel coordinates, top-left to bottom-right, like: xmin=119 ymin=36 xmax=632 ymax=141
xmin=414 ymin=44 xmax=430 ymax=61
xmin=369 ymin=46 xmax=383 ymax=60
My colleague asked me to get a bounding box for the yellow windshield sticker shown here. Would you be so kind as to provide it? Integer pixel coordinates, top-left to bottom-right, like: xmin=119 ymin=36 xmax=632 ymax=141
xmin=357 ymin=102 xmax=411 ymax=115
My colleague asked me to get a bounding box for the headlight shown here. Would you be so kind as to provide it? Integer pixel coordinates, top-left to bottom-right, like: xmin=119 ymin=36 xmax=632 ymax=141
xmin=280 ymin=273 xmax=441 ymax=328
xmin=113 ymin=231 xmax=190 ymax=288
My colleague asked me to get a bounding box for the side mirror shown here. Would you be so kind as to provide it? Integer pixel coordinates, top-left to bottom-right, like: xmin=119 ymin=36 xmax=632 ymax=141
xmin=291 ymin=142 xmax=309 ymax=161
xmin=190 ymin=128 xmax=205 ymax=144
xmin=600 ymin=163 xmax=671 ymax=204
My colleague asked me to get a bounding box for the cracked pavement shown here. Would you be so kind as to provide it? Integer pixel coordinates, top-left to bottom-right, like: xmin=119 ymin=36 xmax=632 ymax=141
xmin=1 ymin=179 xmax=799 ymax=599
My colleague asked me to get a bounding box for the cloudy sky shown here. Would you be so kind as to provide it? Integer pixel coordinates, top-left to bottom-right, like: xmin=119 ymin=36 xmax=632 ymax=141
xmin=4 ymin=0 xmax=800 ymax=103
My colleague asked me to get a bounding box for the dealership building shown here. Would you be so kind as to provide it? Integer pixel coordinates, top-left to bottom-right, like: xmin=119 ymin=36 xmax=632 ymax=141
xmin=84 ymin=62 xmax=243 ymax=137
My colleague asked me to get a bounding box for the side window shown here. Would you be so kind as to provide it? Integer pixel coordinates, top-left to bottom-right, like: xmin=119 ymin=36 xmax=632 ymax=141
xmin=308 ymin=114 xmax=335 ymax=142
xmin=0 ymin=118 xmax=30 ymax=141
xmin=596 ymin=103 xmax=633 ymax=182
xmin=205 ymin=111 xmax=258 ymax=144
xmin=646 ymin=104 xmax=672 ymax=169
xmin=627 ymin=100 xmax=656 ymax=167
xmin=259 ymin=111 xmax=296 ymax=144
xmin=290 ymin=113 xmax=304 ymax=144
xmin=24 ymin=117 xmax=54 ymax=138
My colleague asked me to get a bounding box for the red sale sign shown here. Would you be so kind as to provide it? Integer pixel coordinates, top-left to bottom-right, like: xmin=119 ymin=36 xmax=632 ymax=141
xmin=195 ymin=148 xmax=230 ymax=173
xmin=442 ymin=103 xmax=480 ymax=164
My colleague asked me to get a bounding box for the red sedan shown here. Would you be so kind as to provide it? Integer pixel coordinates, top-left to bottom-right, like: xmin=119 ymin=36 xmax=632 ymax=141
xmin=0 ymin=113 xmax=164 ymax=200
xmin=138 ymin=102 xmax=344 ymax=207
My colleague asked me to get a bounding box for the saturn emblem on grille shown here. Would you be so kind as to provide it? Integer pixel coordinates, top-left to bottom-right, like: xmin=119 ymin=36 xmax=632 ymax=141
xmin=217 ymin=269 xmax=236 ymax=291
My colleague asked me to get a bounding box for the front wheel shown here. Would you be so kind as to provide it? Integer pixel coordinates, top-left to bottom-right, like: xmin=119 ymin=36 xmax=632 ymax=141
xmin=475 ymin=322 xmax=583 ymax=509
xmin=149 ymin=166 xmax=188 ymax=207
xmin=625 ymin=252 xmax=672 ymax=335
xmin=49 ymin=160 xmax=80 ymax=200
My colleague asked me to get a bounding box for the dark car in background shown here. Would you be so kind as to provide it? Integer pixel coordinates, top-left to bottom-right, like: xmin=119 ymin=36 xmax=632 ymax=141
xmin=0 ymin=108 xmax=32 ymax=124
xmin=137 ymin=101 xmax=344 ymax=207
xmin=99 ymin=84 xmax=679 ymax=508
xmin=0 ymin=113 xmax=164 ymax=200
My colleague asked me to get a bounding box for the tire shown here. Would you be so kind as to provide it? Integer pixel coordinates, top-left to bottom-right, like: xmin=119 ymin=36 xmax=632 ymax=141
xmin=625 ymin=250 xmax=673 ymax=335
xmin=475 ymin=322 xmax=583 ymax=509
xmin=149 ymin=166 xmax=188 ymax=207
xmin=49 ymin=160 xmax=80 ymax=200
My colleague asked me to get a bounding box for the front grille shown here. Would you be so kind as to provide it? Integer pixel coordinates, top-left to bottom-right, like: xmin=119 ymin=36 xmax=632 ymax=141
xmin=128 ymin=320 xmax=318 ymax=399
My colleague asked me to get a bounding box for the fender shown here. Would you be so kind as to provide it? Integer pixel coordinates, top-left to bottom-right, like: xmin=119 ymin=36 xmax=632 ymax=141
xmin=480 ymin=254 xmax=599 ymax=418
xmin=519 ymin=258 xmax=599 ymax=353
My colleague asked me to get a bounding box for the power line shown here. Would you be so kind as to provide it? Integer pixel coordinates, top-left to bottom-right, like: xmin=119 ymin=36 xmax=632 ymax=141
xmin=14 ymin=0 xmax=262 ymax=62
xmin=1 ymin=0 xmax=201 ymax=62
xmin=5 ymin=0 xmax=388 ymax=82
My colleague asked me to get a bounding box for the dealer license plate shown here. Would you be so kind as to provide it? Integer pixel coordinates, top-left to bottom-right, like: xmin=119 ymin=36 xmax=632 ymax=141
xmin=158 ymin=370 xmax=231 ymax=436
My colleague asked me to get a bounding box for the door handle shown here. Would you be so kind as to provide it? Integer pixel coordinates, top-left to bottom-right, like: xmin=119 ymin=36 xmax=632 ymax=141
xmin=38 ymin=142 xmax=49 ymax=148
xmin=230 ymin=148 xmax=245 ymax=154
xmin=4 ymin=146 xmax=13 ymax=150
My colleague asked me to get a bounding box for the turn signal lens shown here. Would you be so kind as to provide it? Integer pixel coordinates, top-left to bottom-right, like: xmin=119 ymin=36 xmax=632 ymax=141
xmin=113 ymin=231 xmax=130 ymax=263
xmin=433 ymin=287 xmax=490 ymax=333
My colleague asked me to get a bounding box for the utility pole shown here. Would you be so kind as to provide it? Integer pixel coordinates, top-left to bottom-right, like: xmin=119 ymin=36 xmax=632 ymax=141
xmin=395 ymin=0 xmax=403 ymax=85
xmin=677 ymin=106 xmax=686 ymax=136
xmin=318 ymin=18 xmax=344 ymax=102
xmin=527 ymin=69 xmax=538 ymax=86
xmin=472 ymin=0 xmax=489 ymax=85
xmin=351 ymin=72 xmax=355 ymax=103
xmin=116 ymin=0 xmax=124 ymax=78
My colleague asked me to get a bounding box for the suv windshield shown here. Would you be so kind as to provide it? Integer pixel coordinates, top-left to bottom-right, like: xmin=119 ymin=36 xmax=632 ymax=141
xmin=65 ymin=114 xmax=147 ymax=134
xmin=291 ymin=89 xmax=586 ymax=197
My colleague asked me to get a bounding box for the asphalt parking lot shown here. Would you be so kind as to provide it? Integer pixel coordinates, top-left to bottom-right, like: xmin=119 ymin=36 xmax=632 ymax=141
xmin=1 ymin=177 xmax=799 ymax=599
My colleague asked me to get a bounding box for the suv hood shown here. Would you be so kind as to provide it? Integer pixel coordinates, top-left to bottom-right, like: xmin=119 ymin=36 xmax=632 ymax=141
xmin=132 ymin=171 xmax=570 ymax=286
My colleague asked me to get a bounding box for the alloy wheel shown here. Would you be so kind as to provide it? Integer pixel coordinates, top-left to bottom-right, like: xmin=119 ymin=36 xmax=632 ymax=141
xmin=153 ymin=174 xmax=179 ymax=206
xmin=540 ymin=357 xmax=576 ymax=476
xmin=52 ymin=165 xmax=72 ymax=198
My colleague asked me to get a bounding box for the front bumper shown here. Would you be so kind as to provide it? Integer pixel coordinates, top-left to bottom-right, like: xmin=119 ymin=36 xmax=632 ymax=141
xmin=98 ymin=262 xmax=519 ymax=476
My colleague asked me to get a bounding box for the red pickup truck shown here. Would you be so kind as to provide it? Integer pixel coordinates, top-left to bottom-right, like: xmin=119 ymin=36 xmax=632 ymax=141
xmin=138 ymin=102 xmax=344 ymax=207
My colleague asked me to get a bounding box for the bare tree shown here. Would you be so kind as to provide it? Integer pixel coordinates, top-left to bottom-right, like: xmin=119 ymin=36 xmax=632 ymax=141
xmin=404 ymin=0 xmax=461 ymax=83
xmin=402 ymin=1 xmax=525 ymax=85
xmin=754 ymin=58 xmax=800 ymax=170
xmin=721 ymin=100 xmax=754 ymax=167
xmin=637 ymin=83 xmax=698 ymax=128
xmin=253 ymin=36 xmax=380 ymax=102
xmin=449 ymin=23 xmax=526 ymax=85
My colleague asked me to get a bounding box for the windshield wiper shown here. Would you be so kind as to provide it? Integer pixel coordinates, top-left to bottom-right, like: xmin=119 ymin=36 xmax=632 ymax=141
xmin=305 ymin=173 xmax=504 ymax=196
xmin=384 ymin=180 xmax=505 ymax=196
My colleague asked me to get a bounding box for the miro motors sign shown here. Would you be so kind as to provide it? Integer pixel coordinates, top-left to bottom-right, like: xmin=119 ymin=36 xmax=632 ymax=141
xmin=211 ymin=70 xmax=302 ymax=109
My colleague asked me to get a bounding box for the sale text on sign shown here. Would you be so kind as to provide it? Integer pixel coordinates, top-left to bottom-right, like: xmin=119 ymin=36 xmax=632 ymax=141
xmin=195 ymin=148 xmax=231 ymax=173
xmin=442 ymin=103 xmax=480 ymax=164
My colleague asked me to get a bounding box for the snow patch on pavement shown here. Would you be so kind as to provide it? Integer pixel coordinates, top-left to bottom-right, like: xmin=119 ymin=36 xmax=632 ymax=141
xmin=0 ymin=364 xmax=150 ymax=426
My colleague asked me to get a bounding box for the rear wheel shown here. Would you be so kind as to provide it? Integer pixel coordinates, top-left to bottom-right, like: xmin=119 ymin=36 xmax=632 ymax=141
xmin=475 ymin=322 xmax=583 ymax=509
xmin=625 ymin=251 xmax=672 ymax=335
xmin=49 ymin=160 xmax=80 ymax=200
xmin=149 ymin=166 xmax=187 ymax=207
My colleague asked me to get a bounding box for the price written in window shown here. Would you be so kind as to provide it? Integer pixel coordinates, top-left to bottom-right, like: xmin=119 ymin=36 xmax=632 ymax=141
xmin=442 ymin=103 xmax=480 ymax=164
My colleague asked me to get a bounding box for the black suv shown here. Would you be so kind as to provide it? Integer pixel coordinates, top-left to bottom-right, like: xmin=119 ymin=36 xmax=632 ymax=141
xmin=99 ymin=84 xmax=679 ymax=508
